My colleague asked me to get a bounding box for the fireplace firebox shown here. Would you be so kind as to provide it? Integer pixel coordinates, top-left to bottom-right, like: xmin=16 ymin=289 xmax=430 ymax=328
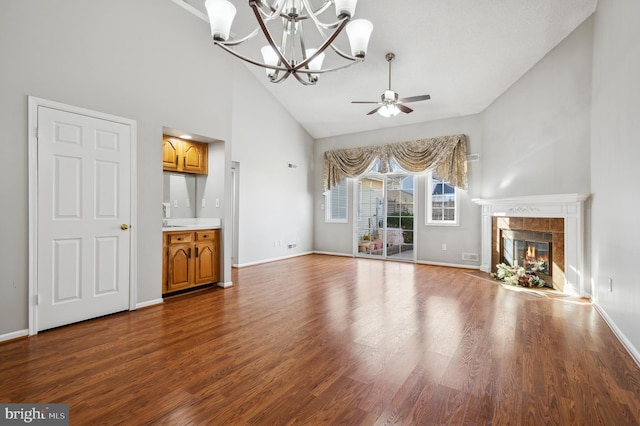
xmin=501 ymin=230 xmax=552 ymax=285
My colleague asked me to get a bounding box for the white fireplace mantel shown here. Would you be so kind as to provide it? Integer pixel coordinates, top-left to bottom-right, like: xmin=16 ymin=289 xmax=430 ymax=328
xmin=472 ymin=194 xmax=591 ymax=297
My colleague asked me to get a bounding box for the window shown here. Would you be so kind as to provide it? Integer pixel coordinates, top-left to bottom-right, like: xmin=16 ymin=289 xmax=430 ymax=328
xmin=426 ymin=171 xmax=459 ymax=226
xmin=325 ymin=179 xmax=348 ymax=223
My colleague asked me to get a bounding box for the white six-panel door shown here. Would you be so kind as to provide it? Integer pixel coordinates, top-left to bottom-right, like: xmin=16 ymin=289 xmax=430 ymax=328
xmin=35 ymin=105 xmax=132 ymax=332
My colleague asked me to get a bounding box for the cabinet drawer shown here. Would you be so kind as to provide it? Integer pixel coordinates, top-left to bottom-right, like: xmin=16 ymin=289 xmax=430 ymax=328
xmin=196 ymin=230 xmax=216 ymax=241
xmin=169 ymin=233 xmax=192 ymax=244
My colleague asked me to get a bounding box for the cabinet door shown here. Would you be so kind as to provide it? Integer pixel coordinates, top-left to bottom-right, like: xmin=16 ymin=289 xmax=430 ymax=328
xmin=194 ymin=241 xmax=216 ymax=285
xmin=167 ymin=243 xmax=193 ymax=292
xmin=197 ymin=230 xmax=220 ymax=282
xmin=162 ymin=136 xmax=180 ymax=172
xmin=182 ymin=141 xmax=208 ymax=174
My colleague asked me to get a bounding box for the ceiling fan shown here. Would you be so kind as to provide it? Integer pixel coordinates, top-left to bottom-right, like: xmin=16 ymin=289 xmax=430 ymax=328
xmin=352 ymin=52 xmax=431 ymax=117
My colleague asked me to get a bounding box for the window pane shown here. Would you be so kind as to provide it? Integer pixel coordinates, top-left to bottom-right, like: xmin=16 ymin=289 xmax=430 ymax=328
xmin=326 ymin=179 xmax=347 ymax=222
xmin=443 ymin=208 xmax=456 ymax=221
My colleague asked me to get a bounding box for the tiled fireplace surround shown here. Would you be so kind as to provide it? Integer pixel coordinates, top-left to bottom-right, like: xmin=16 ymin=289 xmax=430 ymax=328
xmin=473 ymin=194 xmax=590 ymax=297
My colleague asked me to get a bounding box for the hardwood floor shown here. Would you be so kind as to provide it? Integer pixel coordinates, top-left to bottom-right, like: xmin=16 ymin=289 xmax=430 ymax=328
xmin=2 ymin=254 xmax=640 ymax=425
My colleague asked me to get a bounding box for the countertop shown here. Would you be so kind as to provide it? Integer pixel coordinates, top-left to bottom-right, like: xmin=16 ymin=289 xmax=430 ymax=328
xmin=162 ymin=224 xmax=221 ymax=232
xmin=162 ymin=218 xmax=221 ymax=232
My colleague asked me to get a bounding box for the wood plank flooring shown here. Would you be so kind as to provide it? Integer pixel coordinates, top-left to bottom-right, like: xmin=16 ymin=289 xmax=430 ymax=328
xmin=2 ymin=254 xmax=640 ymax=425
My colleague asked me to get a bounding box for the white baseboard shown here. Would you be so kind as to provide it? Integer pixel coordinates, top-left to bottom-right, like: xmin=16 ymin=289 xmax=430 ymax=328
xmin=235 ymin=251 xmax=313 ymax=268
xmin=416 ymin=260 xmax=481 ymax=270
xmin=312 ymin=251 xmax=354 ymax=257
xmin=593 ymin=302 xmax=640 ymax=369
xmin=136 ymin=298 xmax=163 ymax=309
xmin=0 ymin=329 xmax=28 ymax=343
xmin=217 ymin=281 xmax=233 ymax=288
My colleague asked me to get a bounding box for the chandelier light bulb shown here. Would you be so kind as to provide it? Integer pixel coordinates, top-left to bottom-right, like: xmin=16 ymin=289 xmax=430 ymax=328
xmin=205 ymin=0 xmax=236 ymax=41
xmin=346 ymin=19 xmax=373 ymax=58
xmin=334 ymin=0 xmax=358 ymax=18
xmin=261 ymin=45 xmax=280 ymax=78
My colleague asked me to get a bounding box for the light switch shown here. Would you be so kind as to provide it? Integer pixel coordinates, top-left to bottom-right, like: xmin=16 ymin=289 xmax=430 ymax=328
xmin=216 ymin=198 xmax=220 ymax=208
xmin=173 ymin=199 xmax=178 ymax=208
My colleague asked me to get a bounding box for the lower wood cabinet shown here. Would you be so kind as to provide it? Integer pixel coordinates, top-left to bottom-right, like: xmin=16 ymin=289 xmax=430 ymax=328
xmin=163 ymin=229 xmax=220 ymax=294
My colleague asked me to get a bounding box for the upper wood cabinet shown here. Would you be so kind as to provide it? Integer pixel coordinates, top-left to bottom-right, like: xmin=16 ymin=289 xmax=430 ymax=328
xmin=162 ymin=135 xmax=208 ymax=175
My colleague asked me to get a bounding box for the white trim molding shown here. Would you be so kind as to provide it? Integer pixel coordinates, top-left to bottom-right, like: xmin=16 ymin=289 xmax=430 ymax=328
xmin=0 ymin=329 xmax=29 ymax=343
xmin=473 ymin=194 xmax=590 ymax=297
xmin=136 ymin=299 xmax=164 ymax=309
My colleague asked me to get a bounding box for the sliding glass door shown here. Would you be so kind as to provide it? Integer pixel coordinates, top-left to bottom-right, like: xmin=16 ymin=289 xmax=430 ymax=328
xmin=356 ymin=173 xmax=415 ymax=260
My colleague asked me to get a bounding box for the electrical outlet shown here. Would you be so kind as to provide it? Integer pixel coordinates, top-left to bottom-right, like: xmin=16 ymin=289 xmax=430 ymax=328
xmin=441 ymin=243 xmax=447 ymax=251
xmin=216 ymin=198 xmax=220 ymax=208
xmin=173 ymin=199 xmax=178 ymax=208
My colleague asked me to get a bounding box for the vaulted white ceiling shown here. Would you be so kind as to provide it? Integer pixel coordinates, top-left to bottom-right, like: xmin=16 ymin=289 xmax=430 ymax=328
xmin=173 ymin=0 xmax=597 ymax=139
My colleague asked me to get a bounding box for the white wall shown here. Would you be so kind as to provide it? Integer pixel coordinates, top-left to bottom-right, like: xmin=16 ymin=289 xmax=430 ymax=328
xmin=231 ymin=64 xmax=315 ymax=266
xmin=590 ymin=0 xmax=640 ymax=359
xmin=197 ymin=142 xmax=226 ymax=219
xmin=481 ymin=17 xmax=593 ymax=198
xmin=0 ymin=0 xmax=232 ymax=335
xmin=314 ymin=116 xmax=483 ymax=266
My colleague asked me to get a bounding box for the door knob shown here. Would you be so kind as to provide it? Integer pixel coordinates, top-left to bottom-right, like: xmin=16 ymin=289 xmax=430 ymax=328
xmin=121 ymin=224 xmax=129 ymax=230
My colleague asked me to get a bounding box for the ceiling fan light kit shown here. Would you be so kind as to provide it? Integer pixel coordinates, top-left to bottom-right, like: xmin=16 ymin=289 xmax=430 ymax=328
xmin=352 ymin=52 xmax=431 ymax=117
xmin=204 ymin=0 xmax=373 ymax=85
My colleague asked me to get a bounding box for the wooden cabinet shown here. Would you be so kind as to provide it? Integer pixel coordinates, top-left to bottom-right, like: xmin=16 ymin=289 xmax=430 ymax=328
xmin=163 ymin=229 xmax=220 ymax=294
xmin=162 ymin=135 xmax=208 ymax=175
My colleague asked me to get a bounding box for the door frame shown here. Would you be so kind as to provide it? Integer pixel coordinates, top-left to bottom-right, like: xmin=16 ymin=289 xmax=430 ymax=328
xmin=353 ymin=173 xmax=418 ymax=262
xmin=28 ymin=96 xmax=138 ymax=335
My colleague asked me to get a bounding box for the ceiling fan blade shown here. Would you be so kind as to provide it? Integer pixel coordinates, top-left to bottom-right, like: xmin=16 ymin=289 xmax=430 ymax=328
xmin=396 ymin=104 xmax=414 ymax=114
xmin=367 ymin=106 xmax=383 ymax=115
xmin=352 ymin=101 xmax=381 ymax=104
xmin=398 ymin=94 xmax=431 ymax=103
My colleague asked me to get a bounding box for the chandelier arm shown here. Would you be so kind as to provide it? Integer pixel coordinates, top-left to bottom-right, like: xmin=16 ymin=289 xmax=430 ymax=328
xmin=270 ymin=69 xmax=294 ymax=83
xmin=215 ymin=27 xmax=261 ymax=47
xmin=326 ymin=43 xmax=361 ymax=61
xmin=307 ymin=17 xmax=364 ymax=62
xmin=292 ymin=71 xmax=316 ymax=86
xmin=293 ymin=18 xmax=349 ymax=71
xmin=214 ymin=42 xmax=291 ymax=73
xmin=301 ymin=0 xmax=347 ymax=30
xmin=304 ymin=0 xmax=333 ymax=17
xmin=250 ymin=0 xmax=294 ymax=71
xmin=215 ymin=40 xmax=362 ymax=76
xmin=297 ymin=58 xmax=362 ymax=74
xmin=254 ymin=0 xmax=286 ymax=22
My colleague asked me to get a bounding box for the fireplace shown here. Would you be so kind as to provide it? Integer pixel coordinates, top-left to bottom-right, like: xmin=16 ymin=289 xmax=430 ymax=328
xmin=501 ymin=229 xmax=554 ymax=287
xmin=492 ymin=217 xmax=562 ymax=289
xmin=473 ymin=194 xmax=590 ymax=296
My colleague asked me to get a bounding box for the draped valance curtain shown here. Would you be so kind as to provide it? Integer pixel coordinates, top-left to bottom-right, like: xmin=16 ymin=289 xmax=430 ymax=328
xmin=323 ymin=134 xmax=468 ymax=192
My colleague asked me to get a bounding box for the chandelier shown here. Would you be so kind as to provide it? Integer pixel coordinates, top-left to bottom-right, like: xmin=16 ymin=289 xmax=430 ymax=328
xmin=204 ymin=0 xmax=373 ymax=85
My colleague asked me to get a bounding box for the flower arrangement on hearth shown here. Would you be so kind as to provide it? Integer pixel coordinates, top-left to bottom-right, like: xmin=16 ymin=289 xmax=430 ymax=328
xmin=491 ymin=262 xmax=546 ymax=288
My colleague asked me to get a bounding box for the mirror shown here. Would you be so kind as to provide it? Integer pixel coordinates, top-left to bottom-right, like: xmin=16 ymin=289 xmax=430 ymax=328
xmin=163 ymin=173 xmax=196 ymax=218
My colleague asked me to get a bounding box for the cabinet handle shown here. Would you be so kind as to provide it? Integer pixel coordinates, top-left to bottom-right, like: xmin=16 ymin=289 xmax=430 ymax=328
xmin=177 ymin=237 xmax=183 ymax=241
xmin=195 ymin=247 xmax=199 ymax=258
xmin=175 ymin=154 xmax=178 ymax=165
xmin=203 ymin=234 xmax=208 ymax=238
xmin=188 ymin=248 xmax=192 ymax=258
xmin=183 ymin=157 xmax=186 ymax=168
